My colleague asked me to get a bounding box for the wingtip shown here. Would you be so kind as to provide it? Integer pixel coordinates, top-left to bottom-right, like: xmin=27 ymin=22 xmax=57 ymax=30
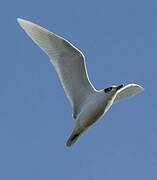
xmin=66 ymin=132 xmax=81 ymax=147
xmin=141 ymin=86 xmax=144 ymax=91
xmin=136 ymin=84 xmax=144 ymax=91
xmin=17 ymin=17 xmax=22 ymax=22
xmin=17 ymin=18 xmax=31 ymax=26
xmin=17 ymin=18 xmax=27 ymax=29
xmin=66 ymin=140 xmax=73 ymax=147
xmin=17 ymin=18 xmax=25 ymax=24
xmin=66 ymin=135 xmax=76 ymax=147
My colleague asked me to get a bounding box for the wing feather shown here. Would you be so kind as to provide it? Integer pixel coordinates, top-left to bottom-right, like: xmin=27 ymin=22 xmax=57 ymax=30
xmin=17 ymin=18 xmax=95 ymax=119
xmin=114 ymin=84 xmax=144 ymax=103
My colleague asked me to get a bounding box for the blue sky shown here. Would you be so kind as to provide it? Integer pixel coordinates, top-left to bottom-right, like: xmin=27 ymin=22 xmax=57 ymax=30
xmin=0 ymin=0 xmax=157 ymax=179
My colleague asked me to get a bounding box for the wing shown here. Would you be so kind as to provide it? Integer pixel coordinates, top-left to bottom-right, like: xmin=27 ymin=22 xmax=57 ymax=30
xmin=17 ymin=18 xmax=95 ymax=119
xmin=114 ymin=84 xmax=144 ymax=103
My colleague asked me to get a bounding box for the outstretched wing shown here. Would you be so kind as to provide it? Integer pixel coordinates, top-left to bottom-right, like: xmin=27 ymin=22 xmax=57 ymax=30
xmin=114 ymin=84 xmax=144 ymax=103
xmin=17 ymin=18 xmax=95 ymax=119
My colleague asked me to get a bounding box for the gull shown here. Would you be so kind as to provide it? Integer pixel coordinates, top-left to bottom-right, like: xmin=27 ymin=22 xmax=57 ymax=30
xmin=17 ymin=18 xmax=144 ymax=147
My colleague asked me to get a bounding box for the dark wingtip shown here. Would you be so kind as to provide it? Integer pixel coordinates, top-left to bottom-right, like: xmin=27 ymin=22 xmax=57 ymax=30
xmin=66 ymin=140 xmax=72 ymax=147
xmin=117 ymin=84 xmax=124 ymax=90
xmin=66 ymin=133 xmax=80 ymax=147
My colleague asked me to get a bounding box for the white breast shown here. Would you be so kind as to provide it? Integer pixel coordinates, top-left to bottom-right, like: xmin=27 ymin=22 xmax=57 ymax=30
xmin=76 ymin=92 xmax=113 ymax=129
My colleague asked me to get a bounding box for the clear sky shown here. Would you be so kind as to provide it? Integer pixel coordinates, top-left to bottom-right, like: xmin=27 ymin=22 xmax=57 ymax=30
xmin=0 ymin=0 xmax=157 ymax=179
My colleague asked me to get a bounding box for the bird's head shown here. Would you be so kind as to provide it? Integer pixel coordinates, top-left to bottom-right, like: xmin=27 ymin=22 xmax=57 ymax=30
xmin=104 ymin=84 xmax=124 ymax=96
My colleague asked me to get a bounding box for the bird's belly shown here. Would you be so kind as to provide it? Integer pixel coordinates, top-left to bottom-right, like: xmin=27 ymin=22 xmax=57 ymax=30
xmin=77 ymin=100 xmax=109 ymax=129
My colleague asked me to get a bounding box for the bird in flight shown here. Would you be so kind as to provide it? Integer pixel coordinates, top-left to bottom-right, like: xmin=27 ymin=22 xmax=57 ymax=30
xmin=17 ymin=18 xmax=144 ymax=147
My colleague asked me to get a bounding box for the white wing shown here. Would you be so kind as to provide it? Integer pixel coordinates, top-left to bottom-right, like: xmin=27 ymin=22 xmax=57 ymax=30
xmin=114 ymin=84 xmax=144 ymax=103
xmin=17 ymin=18 xmax=95 ymax=119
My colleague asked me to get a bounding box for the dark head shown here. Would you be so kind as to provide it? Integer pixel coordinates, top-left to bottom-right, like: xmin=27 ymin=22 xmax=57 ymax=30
xmin=104 ymin=84 xmax=124 ymax=94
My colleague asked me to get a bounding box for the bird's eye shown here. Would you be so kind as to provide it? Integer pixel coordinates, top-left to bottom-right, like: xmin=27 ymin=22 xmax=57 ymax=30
xmin=104 ymin=87 xmax=112 ymax=93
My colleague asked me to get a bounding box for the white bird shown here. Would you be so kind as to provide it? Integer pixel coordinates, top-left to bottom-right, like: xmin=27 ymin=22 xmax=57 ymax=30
xmin=17 ymin=18 xmax=144 ymax=147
